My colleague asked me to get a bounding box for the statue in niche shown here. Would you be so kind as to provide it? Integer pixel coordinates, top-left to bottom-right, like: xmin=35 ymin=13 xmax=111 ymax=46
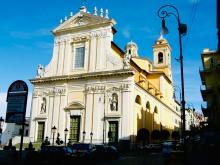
xmin=37 ymin=64 xmax=44 ymax=78
xmin=40 ymin=98 xmax=46 ymax=114
xmin=110 ymin=93 xmax=118 ymax=111
xmin=123 ymin=53 xmax=131 ymax=69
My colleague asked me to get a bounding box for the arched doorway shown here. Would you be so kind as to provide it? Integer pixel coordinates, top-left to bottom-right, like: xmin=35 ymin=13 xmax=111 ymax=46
xmin=64 ymin=101 xmax=85 ymax=144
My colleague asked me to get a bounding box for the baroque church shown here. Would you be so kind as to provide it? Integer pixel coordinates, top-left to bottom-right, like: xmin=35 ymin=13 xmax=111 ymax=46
xmin=29 ymin=5 xmax=181 ymax=147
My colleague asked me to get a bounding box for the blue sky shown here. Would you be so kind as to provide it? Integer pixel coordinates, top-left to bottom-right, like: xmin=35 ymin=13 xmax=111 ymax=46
xmin=0 ymin=0 xmax=217 ymax=117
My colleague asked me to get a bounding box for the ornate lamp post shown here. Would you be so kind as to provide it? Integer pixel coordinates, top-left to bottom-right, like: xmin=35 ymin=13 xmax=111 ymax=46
xmin=51 ymin=126 xmax=57 ymax=146
xmin=90 ymin=132 xmax=93 ymax=144
xmin=157 ymin=5 xmax=187 ymax=146
xmin=64 ymin=128 xmax=68 ymax=146
xmin=82 ymin=131 xmax=86 ymax=143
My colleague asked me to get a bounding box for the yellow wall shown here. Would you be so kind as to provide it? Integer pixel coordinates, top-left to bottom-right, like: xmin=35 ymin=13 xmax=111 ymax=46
xmin=201 ymin=51 xmax=220 ymax=129
xmin=147 ymin=74 xmax=160 ymax=90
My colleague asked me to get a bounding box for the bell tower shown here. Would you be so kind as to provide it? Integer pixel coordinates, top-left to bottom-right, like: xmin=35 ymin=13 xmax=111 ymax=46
xmin=153 ymin=35 xmax=172 ymax=80
xmin=125 ymin=41 xmax=138 ymax=57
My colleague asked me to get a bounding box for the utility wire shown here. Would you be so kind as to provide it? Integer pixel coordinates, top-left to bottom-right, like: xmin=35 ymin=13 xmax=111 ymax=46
xmin=183 ymin=0 xmax=199 ymax=50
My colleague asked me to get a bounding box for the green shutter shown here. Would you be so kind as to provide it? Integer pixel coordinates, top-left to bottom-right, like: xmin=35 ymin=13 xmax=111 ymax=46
xmin=37 ymin=122 xmax=45 ymax=142
xmin=70 ymin=116 xmax=80 ymax=143
xmin=109 ymin=121 xmax=118 ymax=143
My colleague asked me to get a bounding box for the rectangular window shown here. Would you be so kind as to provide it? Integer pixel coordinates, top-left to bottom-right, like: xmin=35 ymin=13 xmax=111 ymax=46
xmin=74 ymin=47 xmax=85 ymax=68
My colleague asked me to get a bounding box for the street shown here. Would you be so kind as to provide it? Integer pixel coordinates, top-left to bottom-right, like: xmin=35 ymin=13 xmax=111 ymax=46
xmin=101 ymin=152 xmax=183 ymax=165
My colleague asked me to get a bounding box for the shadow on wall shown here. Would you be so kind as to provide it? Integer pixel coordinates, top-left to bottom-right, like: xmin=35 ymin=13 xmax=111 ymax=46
xmin=136 ymin=107 xmax=181 ymax=144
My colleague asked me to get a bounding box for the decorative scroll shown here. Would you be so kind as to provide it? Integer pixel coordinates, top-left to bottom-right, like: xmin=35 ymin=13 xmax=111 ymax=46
xmin=33 ymin=88 xmax=66 ymax=97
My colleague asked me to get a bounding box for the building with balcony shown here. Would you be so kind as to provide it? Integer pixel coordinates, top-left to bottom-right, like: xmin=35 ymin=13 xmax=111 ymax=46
xmin=200 ymin=48 xmax=220 ymax=129
xmin=29 ymin=5 xmax=180 ymax=148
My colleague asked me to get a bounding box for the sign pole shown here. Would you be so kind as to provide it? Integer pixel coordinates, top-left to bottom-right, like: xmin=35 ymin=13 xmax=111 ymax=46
xmin=19 ymin=90 xmax=27 ymax=159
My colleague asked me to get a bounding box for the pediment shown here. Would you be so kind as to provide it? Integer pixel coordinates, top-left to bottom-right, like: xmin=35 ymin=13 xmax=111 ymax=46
xmin=64 ymin=101 xmax=85 ymax=110
xmin=53 ymin=12 xmax=115 ymax=34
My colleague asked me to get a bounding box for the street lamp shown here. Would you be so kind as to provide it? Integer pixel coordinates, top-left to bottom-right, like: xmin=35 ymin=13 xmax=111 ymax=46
xmin=64 ymin=128 xmax=68 ymax=146
xmin=157 ymin=5 xmax=187 ymax=145
xmin=0 ymin=117 xmax=4 ymax=132
xmin=51 ymin=126 xmax=57 ymax=146
xmin=82 ymin=131 xmax=86 ymax=143
xmin=0 ymin=117 xmax=4 ymax=146
xmin=90 ymin=132 xmax=93 ymax=143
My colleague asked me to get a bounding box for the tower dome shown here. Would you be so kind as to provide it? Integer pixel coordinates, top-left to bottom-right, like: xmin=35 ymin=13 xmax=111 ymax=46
xmin=125 ymin=40 xmax=138 ymax=57
xmin=154 ymin=35 xmax=169 ymax=46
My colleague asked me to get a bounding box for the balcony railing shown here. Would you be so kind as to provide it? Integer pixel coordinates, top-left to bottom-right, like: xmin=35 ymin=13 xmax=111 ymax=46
xmin=200 ymin=85 xmax=212 ymax=101
xmin=201 ymin=104 xmax=208 ymax=117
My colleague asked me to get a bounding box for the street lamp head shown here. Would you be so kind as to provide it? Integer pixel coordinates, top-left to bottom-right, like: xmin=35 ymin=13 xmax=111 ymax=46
xmin=160 ymin=19 xmax=169 ymax=35
xmin=51 ymin=126 xmax=57 ymax=134
xmin=64 ymin=128 xmax=68 ymax=135
xmin=83 ymin=131 xmax=86 ymax=135
xmin=90 ymin=132 xmax=93 ymax=137
xmin=179 ymin=23 xmax=187 ymax=36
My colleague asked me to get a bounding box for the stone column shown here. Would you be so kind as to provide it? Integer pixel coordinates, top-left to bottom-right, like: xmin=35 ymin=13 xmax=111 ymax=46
xmin=89 ymin=33 xmax=97 ymax=72
xmin=29 ymin=95 xmax=38 ymax=142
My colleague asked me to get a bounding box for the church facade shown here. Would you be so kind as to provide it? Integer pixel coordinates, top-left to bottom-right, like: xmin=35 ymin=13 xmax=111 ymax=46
xmin=29 ymin=6 xmax=181 ymax=146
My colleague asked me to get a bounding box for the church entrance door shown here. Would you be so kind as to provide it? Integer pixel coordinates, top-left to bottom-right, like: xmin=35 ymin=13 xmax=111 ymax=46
xmin=70 ymin=116 xmax=80 ymax=143
xmin=108 ymin=121 xmax=118 ymax=145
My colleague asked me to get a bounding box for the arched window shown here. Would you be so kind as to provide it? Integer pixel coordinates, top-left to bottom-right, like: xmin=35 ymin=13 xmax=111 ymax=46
xmin=129 ymin=49 xmax=131 ymax=54
xmin=40 ymin=97 xmax=46 ymax=113
xmin=135 ymin=95 xmax=141 ymax=105
xmin=154 ymin=106 xmax=158 ymax=114
xmin=158 ymin=52 xmax=163 ymax=63
xmin=110 ymin=93 xmax=118 ymax=111
xmin=146 ymin=101 xmax=151 ymax=110
xmin=148 ymin=64 xmax=151 ymax=71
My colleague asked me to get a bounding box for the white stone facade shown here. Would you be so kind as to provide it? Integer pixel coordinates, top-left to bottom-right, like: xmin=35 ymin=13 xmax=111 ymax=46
xmin=29 ymin=6 xmax=181 ymax=147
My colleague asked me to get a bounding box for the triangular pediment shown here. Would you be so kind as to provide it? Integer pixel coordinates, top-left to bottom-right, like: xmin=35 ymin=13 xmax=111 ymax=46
xmin=53 ymin=12 xmax=116 ymax=34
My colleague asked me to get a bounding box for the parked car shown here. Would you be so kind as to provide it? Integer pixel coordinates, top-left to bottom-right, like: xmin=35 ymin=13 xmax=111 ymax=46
xmin=95 ymin=144 xmax=107 ymax=159
xmin=145 ymin=143 xmax=162 ymax=152
xmin=94 ymin=144 xmax=119 ymax=161
xmin=70 ymin=143 xmax=96 ymax=158
xmin=162 ymin=141 xmax=174 ymax=155
xmin=40 ymin=145 xmax=73 ymax=155
xmin=39 ymin=146 xmax=74 ymax=164
xmin=105 ymin=146 xmax=119 ymax=160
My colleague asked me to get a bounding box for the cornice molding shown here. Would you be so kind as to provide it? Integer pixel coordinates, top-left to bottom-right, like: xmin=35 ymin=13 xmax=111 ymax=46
xmin=30 ymin=69 xmax=134 ymax=84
